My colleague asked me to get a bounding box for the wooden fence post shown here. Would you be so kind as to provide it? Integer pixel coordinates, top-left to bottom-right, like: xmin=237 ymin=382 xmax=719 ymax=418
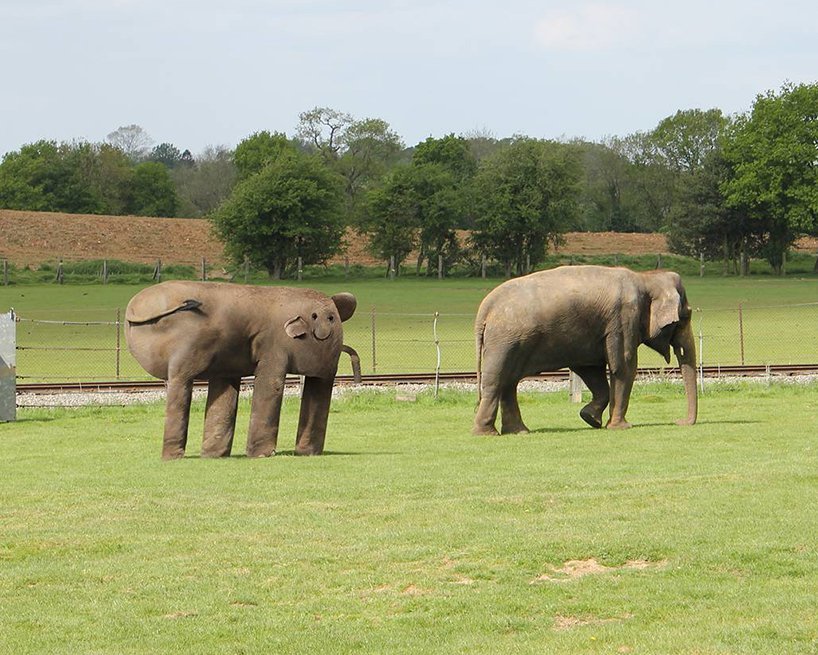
xmin=201 ymin=257 xmax=207 ymax=281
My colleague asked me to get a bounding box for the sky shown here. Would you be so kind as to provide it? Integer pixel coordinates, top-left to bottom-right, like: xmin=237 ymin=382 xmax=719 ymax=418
xmin=2 ymin=0 xmax=817 ymax=158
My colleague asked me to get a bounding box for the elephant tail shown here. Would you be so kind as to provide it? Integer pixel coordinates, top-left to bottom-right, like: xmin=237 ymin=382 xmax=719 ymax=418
xmin=475 ymin=316 xmax=487 ymax=408
xmin=126 ymin=298 xmax=202 ymax=325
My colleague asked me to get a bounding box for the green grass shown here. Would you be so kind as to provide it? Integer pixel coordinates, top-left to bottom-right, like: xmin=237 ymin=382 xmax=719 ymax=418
xmin=2 ymin=383 xmax=818 ymax=653
xmin=3 ymin=274 xmax=818 ymax=381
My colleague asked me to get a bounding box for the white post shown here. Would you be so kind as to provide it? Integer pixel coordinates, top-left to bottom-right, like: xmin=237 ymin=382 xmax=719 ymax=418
xmin=0 ymin=310 xmax=16 ymax=422
xmin=568 ymin=370 xmax=583 ymax=403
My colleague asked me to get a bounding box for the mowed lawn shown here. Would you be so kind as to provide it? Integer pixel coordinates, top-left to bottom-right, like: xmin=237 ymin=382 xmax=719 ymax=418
xmin=2 ymin=382 xmax=818 ymax=654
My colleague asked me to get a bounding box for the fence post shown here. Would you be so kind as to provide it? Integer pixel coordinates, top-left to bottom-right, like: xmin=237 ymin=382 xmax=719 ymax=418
xmin=297 ymin=256 xmax=303 ymax=281
xmin=389 ymin=256 xmax=396 ymax=280
xmin=344 ymin=256 xmax=350 ymax=279
xmin=481 ymin=255 xmax=487 ymax=279
xmin=243 ymin=255 xmax=250 ymax=283
xmin=433 ymin=312 xmax=441 ymax=399
xmin=438 ymin=254 xmax=443 ymax=280
xmin=697 ymin=310 xmax=705 ymax=394
xmin=56 ymin=259 xmax=64 ymax=284
xmin=738 ymin=302 xmax=745 ymax=365
xmin=153 ymin=259 xmax=162 ymax=282
xmin=0 ymin=310 xmax=15 ymax=422
xmin=699 ymin=252 xmax=705 ymax=277
xmin=102 ymin=259 xmax=109 ymax=284
xmin=370 ymin=307 xmax=377 ymax=373
xmin=656 ymin=254 xmax=663 ymax=269
xmin=201 ymin=257 xmax=207 ymax=281
xmin=115 ymin=308 xmax=121 ymax=379
xmin=568 ymin=370 xmax=583 ymax=403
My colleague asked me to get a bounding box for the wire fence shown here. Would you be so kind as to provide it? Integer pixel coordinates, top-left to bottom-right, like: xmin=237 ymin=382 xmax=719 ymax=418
xmin=9 ymin=302 xmax=818 ymax=383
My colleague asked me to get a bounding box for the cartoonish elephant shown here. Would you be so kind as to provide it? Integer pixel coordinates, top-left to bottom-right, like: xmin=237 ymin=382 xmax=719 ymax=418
xmin=473 ymin=265 xmax=697 ymax=434
xmin=125 ymin=281 xmax=357 ymax=459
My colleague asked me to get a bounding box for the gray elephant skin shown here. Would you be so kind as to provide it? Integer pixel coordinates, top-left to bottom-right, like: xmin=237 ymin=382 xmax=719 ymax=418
xmin=125 ymin=281 xmax=357 ymax=459
xmin=473 ymin=265 xmax=698 ymax=434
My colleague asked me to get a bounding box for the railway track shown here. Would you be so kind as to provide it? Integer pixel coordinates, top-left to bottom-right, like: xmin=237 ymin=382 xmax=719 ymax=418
xmin=15 ymin=364 xmax=818 ymax=395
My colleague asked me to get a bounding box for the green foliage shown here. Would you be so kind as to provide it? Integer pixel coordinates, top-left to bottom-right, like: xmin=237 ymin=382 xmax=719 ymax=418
xmin=471 ymin=138 xmax=582 ymax=276
xmin=171 ymin=146 xmax=237 ymax=217
xmin=211 ymin=150 xmax=345 ymax=278
xmin=722 ymin=82 xmax=818 ymax=274
xmin=232 ymin=131 xmax=297 ymax=180
xmin=128 ymin=162 xmax=178 ymax=216
xmin=3 ymin=384 xmax=818 ymax=653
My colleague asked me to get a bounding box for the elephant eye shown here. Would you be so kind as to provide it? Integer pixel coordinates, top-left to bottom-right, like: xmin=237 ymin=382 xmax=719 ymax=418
xmin=311 ymin=312 xmax=318 ymax=320
xmin=328 ymin=314 xmax=335 ymax=321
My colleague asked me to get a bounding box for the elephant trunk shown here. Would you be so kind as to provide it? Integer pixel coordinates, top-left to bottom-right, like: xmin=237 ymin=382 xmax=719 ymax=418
xmin=673 ymin=321 xmax=698 ymax=426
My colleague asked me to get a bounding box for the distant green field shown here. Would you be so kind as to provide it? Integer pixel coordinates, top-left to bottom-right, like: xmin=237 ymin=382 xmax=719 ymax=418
xmin=2 ymin=383 xmax=818 ymax=653
xmin=3 ymin=273 xmax=818 ymax=382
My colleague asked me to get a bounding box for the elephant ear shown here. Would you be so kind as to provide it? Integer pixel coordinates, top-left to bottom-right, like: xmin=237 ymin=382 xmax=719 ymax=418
xmin=331 ymin=293 xmax=357 ymax=322
xmin=284 ymin=316 xmax=308 ymax=338
xmin=649 ymin=286 xmax=681 ymax=339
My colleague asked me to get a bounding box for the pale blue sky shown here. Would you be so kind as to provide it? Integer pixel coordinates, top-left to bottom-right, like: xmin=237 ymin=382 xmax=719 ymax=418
xmin=2 ymin=0 xmax=817 ymax=157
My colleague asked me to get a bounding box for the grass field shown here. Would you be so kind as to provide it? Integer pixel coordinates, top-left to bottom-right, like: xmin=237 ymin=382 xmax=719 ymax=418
xmin=2 ymin=382 xmax=818 ymax=653
xmin=3 ymin=272 xmax=818 ymax=381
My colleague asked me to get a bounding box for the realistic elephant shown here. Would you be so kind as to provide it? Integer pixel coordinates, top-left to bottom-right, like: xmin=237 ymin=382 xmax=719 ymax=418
xmin=473 ymin=265 xmax=697 ymax=434
xmin=125 ymin=281 xmax=357 ymax=459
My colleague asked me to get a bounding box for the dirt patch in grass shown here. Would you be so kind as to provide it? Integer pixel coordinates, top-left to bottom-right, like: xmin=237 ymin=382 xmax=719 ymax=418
xmin=553 ymin=613 xmax=633 ymax=631
xmin=532 ymin=558 xmax=667 ymax=583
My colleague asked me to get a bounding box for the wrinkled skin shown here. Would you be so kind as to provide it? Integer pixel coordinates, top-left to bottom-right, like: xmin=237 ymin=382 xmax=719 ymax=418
xmin=473 ymin=265 xmax=697 ymax=435
xmin=125 ymin=281 xmax=356 ymax=459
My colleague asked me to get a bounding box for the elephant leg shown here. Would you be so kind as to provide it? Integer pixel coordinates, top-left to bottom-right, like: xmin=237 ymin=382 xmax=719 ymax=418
xmin=572 ymin=365 xmax=610 ymax=429
xmin=163 ymin=376 xmax=194 ymax=459
xmin=295 ymin=376 xmax=334 ymax=456
xmin=500 ymin=382 xmax=529 ymax=434
xmin=607 ymin=361 xmax=636 ymax=429
xmin=246 ymin=366 xmax=286 ymax=457
xmin=474 ymin=371 xmax=501 ymax=436
xmin=201 ymin=377 xmax=240 ymax=458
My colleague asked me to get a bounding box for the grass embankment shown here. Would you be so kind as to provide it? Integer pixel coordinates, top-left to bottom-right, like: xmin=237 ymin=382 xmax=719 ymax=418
xmin=1 ymin=383 xmax=817 ymax=653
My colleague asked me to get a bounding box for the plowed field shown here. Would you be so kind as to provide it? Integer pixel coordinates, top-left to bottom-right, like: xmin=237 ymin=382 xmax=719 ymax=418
xmin=7 ymin=208 xmax=812 ymax=268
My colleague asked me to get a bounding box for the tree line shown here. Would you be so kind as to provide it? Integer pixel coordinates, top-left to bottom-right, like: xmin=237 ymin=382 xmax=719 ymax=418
xmin=1 ymin=82 xmax=817 ymax=277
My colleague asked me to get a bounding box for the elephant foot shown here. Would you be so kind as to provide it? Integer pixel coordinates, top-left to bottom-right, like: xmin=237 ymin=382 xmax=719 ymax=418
xmin=501 ymin=424 xmax=530 ymax=435
xmin=606 ymin=419 xmax=632 ymax=430
xmin=579 ymin=406 xmax=603 ymax=429
xmin=201 ymin=450 xmax=231 ymax=459
xmin=295 ymin=446 xmax=323 ymax=456
xmin=472 ymin=424 xmax=499 ymax=436
xmin=675 ymin=417 xmax=696 ymax=426
xmin=162 ymin=447 xmax=185 ymax=460
xmin=246 ymin=447 xmax=276 ymax=458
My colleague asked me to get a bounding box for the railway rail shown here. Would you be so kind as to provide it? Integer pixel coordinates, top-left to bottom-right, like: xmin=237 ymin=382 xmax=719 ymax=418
xmin=15 ymin=364 xmax=818 ymax=395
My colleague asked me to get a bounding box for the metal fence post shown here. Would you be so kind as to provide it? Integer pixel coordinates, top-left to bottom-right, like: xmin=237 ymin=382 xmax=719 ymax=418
xmin=433 ymin=312 xmax=441 ymax=399
xmin=370 ymin=307 xmax=377 ymax=373
xmin=115 ymin=308 xmax=121 ymax=379
xmin=738 ymin=303 xmax=745 ymax=366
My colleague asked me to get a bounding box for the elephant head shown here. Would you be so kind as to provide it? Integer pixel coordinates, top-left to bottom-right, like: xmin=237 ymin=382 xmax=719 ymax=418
xmin=642 ymin=271 xmax=698 ymax=426
xmin=284 ymin=293 xmax=356 ymax=341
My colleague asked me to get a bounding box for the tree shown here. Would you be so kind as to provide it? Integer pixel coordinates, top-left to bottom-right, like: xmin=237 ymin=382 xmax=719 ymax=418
xmin=359 ymin=166 xmax=419 ymax=273
xmin=336 ymin=117 xmax=403 ymax=220
xmin=149 ymin=142 xmax=184 ymax=168
xmin=722 ymin=82 xmax=818 ymax=274
xmin=211 ymin=150 xmax=344 ymax=278
xmin=128 ymin=161 xmax=178 ymax=216
xmin=471 ymin=138 xmax=581 ymax=277
xmin=233 ymin=131 xmax=297 ymax=180
xmin=106 ymin=124 xmax=153 ymax=162
xmin=172 ymin=145 xmax=237 ymax=217
xmin=296 ymin=107 xmax=353 ymax=160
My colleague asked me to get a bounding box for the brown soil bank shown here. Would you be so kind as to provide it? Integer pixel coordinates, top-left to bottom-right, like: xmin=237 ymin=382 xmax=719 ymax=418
xmin=4 ymin=208 xmax=813 ymax=268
